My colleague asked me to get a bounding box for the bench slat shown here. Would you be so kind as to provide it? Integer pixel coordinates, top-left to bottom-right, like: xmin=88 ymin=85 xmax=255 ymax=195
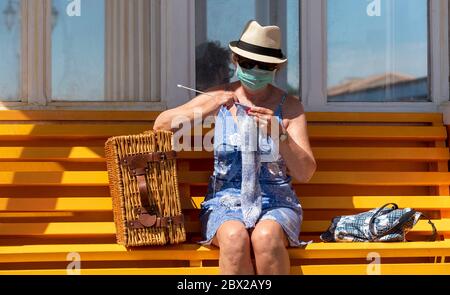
xmin=0 ymin=125 xmax=445 ymax=141
xmin=0 ymin=162 xmax=106 ymax=171
xmin=0 ymin=267 xmax=216 ymax=275
xmin=184 ymin=196 xmax=450 ymax=210
xmin=311 ymin=147 xmax=450 ymax=161
xmin=0 ymin=147 xmax=105 ymax=161
xmin=0 ymin=241 xmax=449 ymax=262
xmin=0 ymin=110 xmax=160 ymax=121
xmin=1 ymin=147 xmax=448 ymax=161
xmin=1 ymin=263 xmax=449 ymax=275
xmin=1 ymin=171 xmax=450 ymax=185
xmin=308 ymin=126 xmax=446 ymax=140
xmin=299 ymin=196 xmax=450 ymax=210
xmin=0 ymin=111 xmax=442 ymax=123
xmin=306 ymin=112 xmax=443 ymax=123
xmin=2 ymin=196 xmax=449 ymax=212
xmin=295 ymin=263 xmax=450 ymax=275
xmin=0 ymin=198 xmax=112 ymax=211
xmin=308 ymin=172 xmax=450 ymax=186
xmin=0 ymin=219 xmax=447 ymax=235
xmin=0 ymin=125 xmax=149 ymax=139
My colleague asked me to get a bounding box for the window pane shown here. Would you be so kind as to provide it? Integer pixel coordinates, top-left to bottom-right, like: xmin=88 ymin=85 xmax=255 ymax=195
xmin=0 ymin=0 xmax=21 ymax=101
xmin=52 ymin=0 xmax=161 ymax=102
xmin=195 ymin=0 xmax=300 ymax=96
xmin=286 ymin=0 xmax=300 ymax=95
xmin=52 ymin=0 xmax=104 ymax=101
xmin=327 ymin=0 xmax=429 ymax=102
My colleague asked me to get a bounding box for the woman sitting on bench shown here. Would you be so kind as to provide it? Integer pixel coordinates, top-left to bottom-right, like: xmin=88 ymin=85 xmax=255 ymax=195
xmin=154 ymin=20 xmax=316 ymax=275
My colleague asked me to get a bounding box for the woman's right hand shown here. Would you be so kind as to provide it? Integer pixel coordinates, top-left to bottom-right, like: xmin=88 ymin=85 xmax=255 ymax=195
xmin=214 ymin=91 xmax=239 ymax=110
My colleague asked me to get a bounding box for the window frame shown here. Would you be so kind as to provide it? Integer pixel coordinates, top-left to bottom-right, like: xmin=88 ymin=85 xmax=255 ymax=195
xmin=302 ymin=0 xmax=449 ymax=112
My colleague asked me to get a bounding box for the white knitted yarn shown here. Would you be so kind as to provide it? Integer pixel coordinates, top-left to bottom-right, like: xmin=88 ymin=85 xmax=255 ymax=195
xmin=236 ymin=105 xmax=262 ymax=228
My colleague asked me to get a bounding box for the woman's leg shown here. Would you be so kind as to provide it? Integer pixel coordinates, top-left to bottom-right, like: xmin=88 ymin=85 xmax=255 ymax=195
xmin=251 ymin=219 xmax=290 ymax=274
xmin=211 ymin=220 xmax=254 ymax=275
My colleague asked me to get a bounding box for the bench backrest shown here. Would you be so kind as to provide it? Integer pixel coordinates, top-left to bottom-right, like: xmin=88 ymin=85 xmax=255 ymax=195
xmin=0 ymin=111 xmax=448 ymax=245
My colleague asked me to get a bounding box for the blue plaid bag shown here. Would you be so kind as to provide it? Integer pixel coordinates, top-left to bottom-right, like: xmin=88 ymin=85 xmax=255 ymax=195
xmin=320 ymin=203 xmax=437 ymax=242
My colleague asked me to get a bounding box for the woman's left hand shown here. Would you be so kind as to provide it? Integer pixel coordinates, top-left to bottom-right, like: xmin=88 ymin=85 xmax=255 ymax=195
xmin=247 ymin=106 xmax=279 ymax=138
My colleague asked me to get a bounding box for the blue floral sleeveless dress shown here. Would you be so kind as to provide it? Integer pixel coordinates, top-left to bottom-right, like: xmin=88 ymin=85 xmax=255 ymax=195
xmin=198 ymin=92 xmax=305 ymax=247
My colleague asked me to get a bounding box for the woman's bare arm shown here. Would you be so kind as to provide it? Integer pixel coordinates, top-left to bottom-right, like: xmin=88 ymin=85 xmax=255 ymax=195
xmin=278 ymin=96 xmax=317 ymax=183
xmin=153 ymin=85 xmax=238 ymax=131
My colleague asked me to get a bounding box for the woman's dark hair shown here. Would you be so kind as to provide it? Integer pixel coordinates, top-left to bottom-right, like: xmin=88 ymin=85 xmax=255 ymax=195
xmin=196 ymin=41 xmax=232 ymax=91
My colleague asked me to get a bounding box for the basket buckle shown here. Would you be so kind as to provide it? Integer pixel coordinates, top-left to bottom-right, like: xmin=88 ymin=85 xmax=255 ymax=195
xmin=137 ymin=213 xmax=157 ymax=227
xmin=159 ymin=152 xmax=167 ymax=161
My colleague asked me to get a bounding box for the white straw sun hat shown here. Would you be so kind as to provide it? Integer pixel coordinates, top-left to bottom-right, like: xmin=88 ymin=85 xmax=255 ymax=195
xmin=229 ymin=20 xmax=287 ymax=64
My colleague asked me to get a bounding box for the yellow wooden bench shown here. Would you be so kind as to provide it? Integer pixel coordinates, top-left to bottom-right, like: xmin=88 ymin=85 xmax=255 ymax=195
xmin=0 ymin=110 xmax=450 ymax=275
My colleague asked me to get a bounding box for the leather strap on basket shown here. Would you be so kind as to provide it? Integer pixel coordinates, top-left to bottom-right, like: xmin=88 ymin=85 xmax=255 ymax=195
xmin=120 ymin=150 xmax=183 ymax=229
xmin=126 ymin=214 xmax=184 ymax=229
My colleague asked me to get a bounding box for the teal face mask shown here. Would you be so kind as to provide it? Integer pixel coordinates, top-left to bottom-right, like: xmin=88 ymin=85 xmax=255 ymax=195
xmin=236 ymin=64 xmax=275 ymax=91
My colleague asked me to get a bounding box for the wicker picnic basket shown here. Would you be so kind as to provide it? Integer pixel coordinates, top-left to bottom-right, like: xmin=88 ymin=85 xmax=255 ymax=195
xmin=104 ymin=130 xmax=186 ymax=247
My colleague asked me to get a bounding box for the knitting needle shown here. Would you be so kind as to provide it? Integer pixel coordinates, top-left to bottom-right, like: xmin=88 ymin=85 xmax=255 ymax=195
xmin=177 ymin=84 xmax=214 ymax=97
xmin=177 ymin=84 xmax=251 ymax=112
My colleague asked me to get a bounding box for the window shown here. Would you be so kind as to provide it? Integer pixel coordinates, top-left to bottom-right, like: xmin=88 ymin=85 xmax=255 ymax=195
xmin=0 ymin=0 xmax=21 ymax=101
xmin=195 ymin=0 xmax=300 ymax=96
xmin=51 ymin=0 xmax=162 ymax=102
xmin=327 ymin=0 xmax=430 ymax=102
xmin=52 ymin=0 xmax=104 ymax=101
xmin=1 ymin=0 xmax=165 ymax=108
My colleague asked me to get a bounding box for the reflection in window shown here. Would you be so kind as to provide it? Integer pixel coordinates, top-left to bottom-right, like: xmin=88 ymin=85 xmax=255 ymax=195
xmin=195 ymin=0 xmax=300 ymax=96
xmin=52 ymin=0 xmax=161 ymax=102
xmin=0 ymin=0 xmax=21 ymax=101
xmin=327 ymin=0 xmax=429 ymax=102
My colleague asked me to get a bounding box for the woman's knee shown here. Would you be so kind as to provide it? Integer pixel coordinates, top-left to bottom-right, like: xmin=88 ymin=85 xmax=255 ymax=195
xmin=215 ymin=220 xmax=251 ymax=254
xmin=251 ymin=220 xmax=288 ymax=254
